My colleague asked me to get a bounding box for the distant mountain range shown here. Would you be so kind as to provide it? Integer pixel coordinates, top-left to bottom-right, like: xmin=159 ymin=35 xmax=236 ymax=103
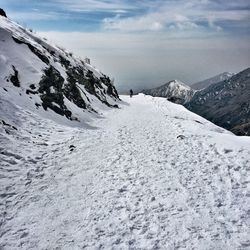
xmin=191 ymin=72 xmax=234 ymax=90
xmin=0 ymin=13 xmax=119 ymax=125
xmin=142 ymin=80 xmax=195 ymax=104
xmin=185 ymin=68 xmax=250 ymax=136
xmin=143 ymin=68 xmax=250 ymax=136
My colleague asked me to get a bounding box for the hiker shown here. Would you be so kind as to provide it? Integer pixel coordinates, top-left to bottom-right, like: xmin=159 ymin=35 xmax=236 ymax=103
xmin=130 ymin=89 xmax=133 ymax=98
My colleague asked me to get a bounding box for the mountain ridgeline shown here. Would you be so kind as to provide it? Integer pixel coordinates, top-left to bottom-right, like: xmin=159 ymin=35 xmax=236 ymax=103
xmin=185 ymin=68 xmax=250 ymax=136
xmin=191 ymin=72 xmax=234 ymax=90
xmin=0 ymin=13 xmax=119 ymax=124
xmin=142 ymin=80 xmax=195 ymax=104
xmin=143 ymin=68 xmax=250 ymax=136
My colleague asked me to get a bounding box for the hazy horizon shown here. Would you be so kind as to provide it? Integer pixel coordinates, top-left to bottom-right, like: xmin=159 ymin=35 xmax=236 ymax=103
xmin=1 ymin=0 xmax=249 ymax=92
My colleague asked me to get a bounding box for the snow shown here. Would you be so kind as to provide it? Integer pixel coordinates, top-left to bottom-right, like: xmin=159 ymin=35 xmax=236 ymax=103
xmin=1 ymin=94 xmax=250 ymax=249
xmin=169 ymin=80 xmax=191 ymax=91
xmin=143 ymin=80 xmax=195 ymax=103
xmin=0 ymin=16 xmax=119 ymax=124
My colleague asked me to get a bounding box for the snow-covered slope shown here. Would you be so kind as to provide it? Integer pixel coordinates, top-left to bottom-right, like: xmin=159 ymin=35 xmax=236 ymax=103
xmin=142 ymin=80 xmax=195 ymax=104
xmin=0 ymin=15 xmax=119 ymax=126
xmin=1 ymin=94 xmax=250 ymax=249
xmin=191 ymin=72 xmax=234 ymax=90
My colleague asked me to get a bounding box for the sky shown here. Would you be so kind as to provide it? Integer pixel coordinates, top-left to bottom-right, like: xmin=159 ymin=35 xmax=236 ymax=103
xmin=1 ymin=0 xmax=250 ymax=92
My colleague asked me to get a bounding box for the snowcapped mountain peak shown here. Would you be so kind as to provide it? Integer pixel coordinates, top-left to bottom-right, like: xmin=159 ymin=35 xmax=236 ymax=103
xmin=0 ymin=15 xmax=120 ymax=126
xmin=169 ymin=79 xmax=179 ymax=84
xmin=222 ymin=71 xmax=234 ymax=77
xmin=142 ymin=79 xmax=195 ymax=104
xmin=168 ymin=79 xmax=191 ymax=90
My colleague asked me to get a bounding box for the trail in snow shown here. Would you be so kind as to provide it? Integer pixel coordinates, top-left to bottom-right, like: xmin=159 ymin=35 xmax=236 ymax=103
xmin=0 ymin=94 xmax=250 ymax=250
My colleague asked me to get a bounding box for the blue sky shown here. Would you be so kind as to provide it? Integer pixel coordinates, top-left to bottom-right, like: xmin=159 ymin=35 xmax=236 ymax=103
xmin=1 ymin=0 xmax=250 ymax=91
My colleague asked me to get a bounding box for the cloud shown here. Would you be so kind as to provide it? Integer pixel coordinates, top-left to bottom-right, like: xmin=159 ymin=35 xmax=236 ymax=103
xmin=38 ymin=30 xmax=250 ymax=91
xmin=102 ymin=11 xmax=201 ymax=32
xmin=2 ymin=0 xmax=250 ymax=91
xmin=101 ymin=0 xmax=250 ymax=32
xmin=207 ymin=17 xmax=223 ymax=31
xmin=102 ymin=13 xmax=165 ymax=31
xmin=7 ymin=11 xmax=60 ymax=21
xmin=3 ymin=0 xmax=249 ymax=33
xmin=52 ymin=0 xmax=136 ymax=12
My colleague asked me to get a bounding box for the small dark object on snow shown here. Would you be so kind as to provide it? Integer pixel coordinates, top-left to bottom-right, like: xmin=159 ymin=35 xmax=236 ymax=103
xmin=12 ymin=125 xmax=17 ymax=130
xmin=177 ymin=135 xmax=185 ymax=140
xmin=130 ymin=89 xmax=133 ymax=98
xmin=10 ymin=65 xmax=20 ymax=87
xmin=224 ymin=149 xmax=233 ymax=154
xmin=118 ymin=187 xmax=127 ymax=193
xmin=217 ymin=202 xmax=223 ymax=208
xmin=29 ymin=84 xmax=36 ymax=89
xmin=151 ymin=197 xmax=156 ymax=201
xmin=2 ymin=120 xmax=9 ymax=126
xmin=2 ymin=120 xmax=17 ymax=130
xmin=0 ymin=8 xmax=7 ymax=17
xmin=26 ymin=89 xmax=38 ymax=95
xmin=35 ymin=103 xmax=41 ymax=108
xmin=69 ymin=145 xmax=75 ymax=148
xmin=194 ymin=120 xmax=203 ymax=124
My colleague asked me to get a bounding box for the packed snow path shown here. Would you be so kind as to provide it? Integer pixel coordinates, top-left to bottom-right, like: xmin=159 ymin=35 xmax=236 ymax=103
xmin=1 ymin=95 xmax=250 ymax=249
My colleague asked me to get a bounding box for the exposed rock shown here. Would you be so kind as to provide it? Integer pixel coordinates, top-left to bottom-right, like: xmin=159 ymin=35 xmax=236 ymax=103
xmin=38 ymin=66 xmax=72 ymax=119
xmin=10 ymin=65 xmax=20 ymax=87
xmin=0 ymin=8 xmax=7 ymax=17
xmin=231 ymin=122 xmax=250 ymax=136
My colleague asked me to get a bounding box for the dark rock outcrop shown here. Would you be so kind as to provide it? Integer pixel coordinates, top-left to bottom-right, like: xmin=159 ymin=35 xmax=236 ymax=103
xmin=38 ymin=66 xmax=72 ymax=119
xmin=10 ymin=66 xmax=20 ymax=87
xmin=0 ymin=8 xmax=7 ymax=17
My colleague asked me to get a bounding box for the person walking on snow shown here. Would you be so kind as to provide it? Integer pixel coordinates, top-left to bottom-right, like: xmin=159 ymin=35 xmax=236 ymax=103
xmin=130 ymin=89 xmax=133 ymax=98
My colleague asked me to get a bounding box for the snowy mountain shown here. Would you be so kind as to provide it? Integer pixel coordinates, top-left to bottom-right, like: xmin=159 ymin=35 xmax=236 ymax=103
xmin=185 ymin=68 xmax=250 ymax=136
xmin=142 ymin=80 xmax=195 ymax=104
xmin=1 ymin=10 xmax=250 ymax=249
xmin=1 ymin=94 xmax=250 ymax=249
xmin=0 ymin=14 xmax=119 ymax=126
xmin=191 ymin=72 xmax=235 ymax=90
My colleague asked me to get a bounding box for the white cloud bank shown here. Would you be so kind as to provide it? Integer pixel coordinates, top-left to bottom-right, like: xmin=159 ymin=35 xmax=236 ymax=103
xmin=38 ymin=30 xmax=250 ymax=92
xmin=101 ymin=1 xmax=250 ymax=32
